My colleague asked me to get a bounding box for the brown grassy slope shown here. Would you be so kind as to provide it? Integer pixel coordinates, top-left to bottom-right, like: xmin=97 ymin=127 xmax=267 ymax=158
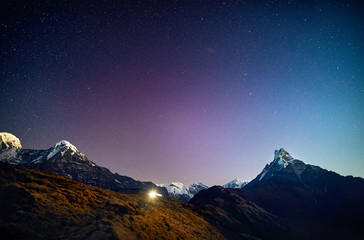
xmin=0 ymin=163 xmax=224 ymax=240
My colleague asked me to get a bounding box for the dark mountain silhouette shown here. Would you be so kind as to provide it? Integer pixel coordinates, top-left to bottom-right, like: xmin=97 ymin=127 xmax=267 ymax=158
xmin=191 ymin=148 xmax=364 ymax=239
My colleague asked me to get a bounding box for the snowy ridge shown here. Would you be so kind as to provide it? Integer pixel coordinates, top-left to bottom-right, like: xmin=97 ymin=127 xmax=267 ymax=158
xmin=189 ymin=182 xmax=209 ymax=195
xmin=0 ymin=135 xmax=92 ymax=167
xmin=158 ymin=182 xmax=209 ymax=202
xmin=157 ymin=182 xmax=192 ymax=197
xmin=222 ymin=179 xmax=248 ymax=189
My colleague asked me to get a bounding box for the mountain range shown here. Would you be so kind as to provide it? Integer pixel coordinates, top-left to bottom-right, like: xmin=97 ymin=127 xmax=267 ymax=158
xmin=1 ymin=132 xmax=364 ymax=239
xmin=158 ymin=180 xmax=247 ymax=202
xmin=0 ymin=132 xmax=168 ymax=196
xmin=0 ymin=132 xmax=245 ymax=202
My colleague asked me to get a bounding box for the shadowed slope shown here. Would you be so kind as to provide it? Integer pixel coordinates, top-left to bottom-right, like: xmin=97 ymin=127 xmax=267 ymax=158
xmin=190 ymin=186 xmax=302 ymax=240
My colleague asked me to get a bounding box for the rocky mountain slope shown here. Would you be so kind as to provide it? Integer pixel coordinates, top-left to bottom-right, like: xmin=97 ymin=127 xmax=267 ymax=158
xmin=0 ymin=132 xmax=167 ymax=196
xmin=0 ymin=162 xmax=223 ymax=240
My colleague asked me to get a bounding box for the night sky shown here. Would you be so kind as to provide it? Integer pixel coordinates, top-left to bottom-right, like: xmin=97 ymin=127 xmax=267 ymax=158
xmin=1 ymin=0 xmax=363 ymax=186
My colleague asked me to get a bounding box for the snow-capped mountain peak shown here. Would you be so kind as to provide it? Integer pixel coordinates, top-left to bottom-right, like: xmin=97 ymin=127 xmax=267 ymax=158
xmin=157 ymin=182 xmax=209 ymax=202
xmin=274 ymin=148 xmax=294 ymax=168
xmin=223 ymin=179 xmax=248 ymax=189
xmin=55 ymin=140 xmax=78 ymax=152
xmin=47 ymin=140 xmax=81 ymax=159
xmin=189 ymin=182 xmax=209 ymax=195
xmin=257 ymin=148 xmax=294 ymax=181
xmin=0 ymin=132 xmax=22 ymax=150
xmin=157 ymin=182 xmax=191 ymax=196
xmin=243 ymin=148 xmax=310 ymax=184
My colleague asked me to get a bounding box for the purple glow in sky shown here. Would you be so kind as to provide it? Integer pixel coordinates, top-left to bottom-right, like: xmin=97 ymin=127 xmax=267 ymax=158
xmin=1 ymin=0 xmax=363 ymax=186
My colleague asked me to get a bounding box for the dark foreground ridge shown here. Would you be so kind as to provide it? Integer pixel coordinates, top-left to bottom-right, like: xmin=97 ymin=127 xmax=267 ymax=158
xmin=0 ymin=162 xmax=224 ymax=240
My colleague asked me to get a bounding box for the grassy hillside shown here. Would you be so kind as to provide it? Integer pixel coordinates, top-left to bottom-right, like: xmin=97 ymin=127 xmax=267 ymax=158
xmin=0 ymin=162 xmax=224 ymax=240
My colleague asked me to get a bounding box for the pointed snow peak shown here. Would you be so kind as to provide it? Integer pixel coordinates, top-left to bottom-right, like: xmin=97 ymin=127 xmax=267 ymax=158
xmin=256 ymin=149 xmax=295 ymax=181
xmin=274 ymin=148 xmax=294 ymax=167
xmin=247 ymin=149 xmax=309 ymax=184
xmin=274 ymin=148 xmax=293 ymax=161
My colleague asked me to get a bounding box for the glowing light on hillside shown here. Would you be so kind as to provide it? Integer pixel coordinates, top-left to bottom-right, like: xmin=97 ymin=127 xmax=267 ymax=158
xmin=149 ymin=191 xmax=162 ymax=198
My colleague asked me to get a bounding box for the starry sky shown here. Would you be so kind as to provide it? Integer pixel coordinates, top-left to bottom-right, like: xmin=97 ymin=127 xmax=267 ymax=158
xmin=1 ymin=0 xmax=363 ymax=186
